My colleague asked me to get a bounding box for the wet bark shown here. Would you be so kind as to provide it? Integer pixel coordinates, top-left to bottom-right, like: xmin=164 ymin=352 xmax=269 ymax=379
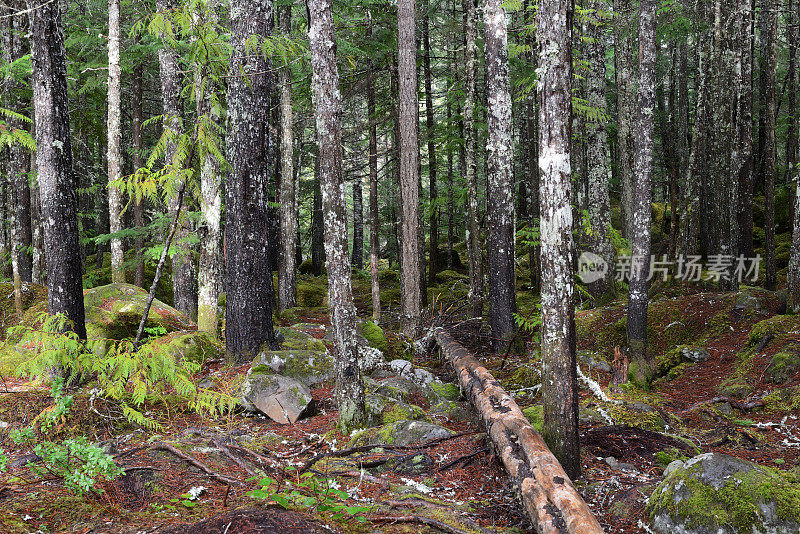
xmin=107 ymin=0 xmax=125 ymax=283
xmin=29 ymin=0 xmax=87 ymax=338
xmin=585 ymin=1 xmax=615 ymax=302
xmin=463 ymin=0 xmax=484 ymax=316
xmin=423 ymin=0 xmax=438 ymax=285
xmin=627 ymin=0 xmax=656 ymax=383
xmin=278 ymin=4 xmax=298 ymax=310
xmin=484 ymin=0 xmax=516 ymax=351
xmin=307 ymin=0 xmax=367 ymax=432
xmin=398 ymin=0 xmax=422 ymax=337
xmin=537 ymin=0 xmax=579 ymax=480
xmin=225 ymin=0 xmax=276 ymax=361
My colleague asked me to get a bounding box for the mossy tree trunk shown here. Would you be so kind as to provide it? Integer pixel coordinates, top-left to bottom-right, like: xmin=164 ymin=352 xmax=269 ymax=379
xmin=307 ymin=0 xmax=367 ymax=433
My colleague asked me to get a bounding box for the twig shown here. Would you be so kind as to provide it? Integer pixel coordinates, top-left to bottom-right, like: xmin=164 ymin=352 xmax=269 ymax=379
xmin=372 ymin=515 xmax=478 ymax=534
xmin=435 ymin=447 xmax=489 ymax=472
xmin=213 ymin=439 xmax=257 ymax=476
xmin=151 ymin=441 xmax=239 ymax=486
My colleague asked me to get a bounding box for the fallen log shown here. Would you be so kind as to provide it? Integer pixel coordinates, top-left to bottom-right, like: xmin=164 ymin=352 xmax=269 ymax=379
xmin=432 ymin=328 xmax=604 ymax=534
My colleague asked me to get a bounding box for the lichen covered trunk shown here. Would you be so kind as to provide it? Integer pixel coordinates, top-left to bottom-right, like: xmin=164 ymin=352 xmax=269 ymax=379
xmin=537 ymin=0 xmax=579 ymax=480
xmin=278 ymin=4 xmax=297 ymax=311
xmin=29 ymin=0 xmax=87 ymax=338
xmin=763 ymin=0 xmax=778 ymax=290
xmin=307 ymin=0 xmax=366 ymax=432
xmin=627 ymin=0 xmax=657 ymax=383
xmin=613 ymin=0 xmax=636 ymax=238
xmin=107 ymin=0 xmax=125 ymax=284
xmin=367 ymin=24 xmax=381 ymax=323
xmin=484 ymin=0 xmax=516 ymax=351
xmin=225 ymin=0 xmax=276 ymax=361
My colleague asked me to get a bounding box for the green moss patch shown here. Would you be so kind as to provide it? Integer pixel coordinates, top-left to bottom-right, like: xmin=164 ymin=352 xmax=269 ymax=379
xmin=358 ymin=321 xmax=388 ymax=354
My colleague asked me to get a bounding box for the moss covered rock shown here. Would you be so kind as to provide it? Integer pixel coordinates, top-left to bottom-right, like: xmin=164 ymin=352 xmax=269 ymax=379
xmin=358 ymin=321 xmax=388 ymax=354
xmin=365 ymin=394 xmax=429 ymax=425
xmin=240 ymin=372 xmax=313 ymax=424
xmin=141 ymin=330 xmax=222 ymax=364
xmin=748 ymin=315 xmax=799 ymax=346
xmin=250 ymin=348 xmax=333 ymax=388
xmin=275 ymin=326 xmax=327 ymax=352
xmin=429 ymin=382 xmax=461 ymax=402
xmin=350 ymin=420 xmax=453 ymax=447
xmin=296 ymin=282 xmax=327 ymax=308
xmin=83 ymin=283 xmax=193 ymax=341
xmin=765 ymin=351 xmax=800 ymax=384
xmin=647 ymin=453 xmax=800 ymax=534
xmin=430 ymin=400 xmax=473 ymax=423
xmin=523 ymin=405 xmax=544 ymax=433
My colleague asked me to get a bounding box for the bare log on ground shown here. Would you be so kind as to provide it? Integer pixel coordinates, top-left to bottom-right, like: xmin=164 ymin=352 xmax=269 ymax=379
xmin=432 ymin=329 xmax=604 ymax=534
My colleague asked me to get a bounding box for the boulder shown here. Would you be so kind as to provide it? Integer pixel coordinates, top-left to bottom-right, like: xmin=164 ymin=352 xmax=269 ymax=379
xmin=141 ymin=330 xmax=222 ymax=364
xmin=680 ymin=347 xmax=711 ymax=363
xmin=358 ymin=321 xmax=388 ymax=354
xmin=430 ymin=400 xmax=473 ymax=423
xmin=647 ymin=453 xmax=800 ymax=534
xmin=240 ymin=372 xmax=313 ymax=424
xmin=250 ymin=348 xmax=333 ymax=388
xmin=387 ymin=359 xmax=437 ymax=387
xmin=350 ymin=420 xmax=453 ymax=447
xmin=275 ymin=326 xmax=327 ymax=352
xmin=83 ymin=283 xmax=193 ymax=341
xmin=365 ymin=394 xmax=429 ymax=425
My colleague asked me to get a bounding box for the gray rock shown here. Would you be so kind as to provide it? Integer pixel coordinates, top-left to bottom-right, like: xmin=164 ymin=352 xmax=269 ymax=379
xmin=648 ymin=453 xmax=800 ymax=534
xmin=430 ymin=400 xmax=473 ymax=423
xmin=350 ymin=420 xmax=454 ymax=447
xmin=663 ymin=459 xmax=685 ymax=478
xmin=680 ymin=347 xmax=711 ymax=363
xmin=358 ymin=345 xmax=385 ymax=374
xmin=240 ymin=373 xmax=313 ymax=424
xmin=250 ymin=349 xmax=333 ymax=387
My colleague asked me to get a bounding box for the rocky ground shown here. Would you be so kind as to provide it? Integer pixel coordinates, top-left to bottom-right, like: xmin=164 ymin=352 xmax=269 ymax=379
xmin=1 ymin=267 xmax=799 ymax=533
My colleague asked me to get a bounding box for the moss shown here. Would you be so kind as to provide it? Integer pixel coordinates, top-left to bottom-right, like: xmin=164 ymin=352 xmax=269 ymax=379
xmin=647 ymin=457 xmax=800 ymax=532
xmin=762 ymin=386 xmax=800 ymax=412
xmin=275 ymin=327 xmax=327 ymax=352
xmin=523 ymin=405 xmax=544 ymax=433
xmin=143 ymin=330 xmax=223 ymax=364
xmin=378 ymin=269 xmax=399 ymax=283
xmin=606 ymin=402 xmax=666 ymax=432
xmin=748 ymin=315 xmax=799 ymax=346
xmin=429 ymin=382 xmax=460 ymax=401
xmin=297 ymin=282 xmax=327 ymax=308
xmin=654 ymin=448 xmax=689 ymax=468
xmin=358 ymin=321 xmax=388 ymax=354
xmin=433 ymin=270 xmax=467 ymax=284
xmin=380 ymin=288 xmax=401 ymax=306
xmin=765 ymin=351 xmax=800 ymax=384
xmin=382 ymin=402 xmax=428 ymax=424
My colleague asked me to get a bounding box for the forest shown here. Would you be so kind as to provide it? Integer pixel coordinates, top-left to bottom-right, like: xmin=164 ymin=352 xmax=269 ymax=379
xmin=1 ymin=0 xmax=800 ymax=532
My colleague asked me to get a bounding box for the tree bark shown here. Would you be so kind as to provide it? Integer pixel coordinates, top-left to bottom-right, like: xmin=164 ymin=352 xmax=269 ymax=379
xmin=398 ymin=0 xmax=422 ymax=337
xmin=737 ymin=0 xmax=755 ymax=258
xmin=278 ymin=3 xmax=298 ymax=310
xmin=787 ymin=0 xmax=798 ymax=189
xmin=613 ymin=0 xmax=636 ymax=238
xmin=195 ymin=0 xmax=224 ymax=333
xmin=537 ymin=0 xmax=579 ymax=480
xmin=627 ymin=0 xmax=656 ymax=383
xmin=484 ymin=0 xmax=516 ymax=351
xmin=789 ymin=171 xmax=800 ymax=311
xmin=157 ymin=0 xmax=197 ymax=320
xmin=423 ymin=0 xmax=438 ymax=285
xmin=225 ymin=0 xmax=276 ymax=361
xmin=432 ymin=329 xmax=604 ymax=533
xmin=352 ymin=176 xmax=364 ymax=270
xmin=367 ymin=16 xmax=381 ymax=323
xmin=463 ymin=0 xmax=483 ymax=317
xmin=311 ymin=156 xmax=325 ymax=276
xmin=132 ymin=61 xmax=146 ymax=288
xmin=764 ymin=0 xmax=778 ymax=290
xmin=307 ymin=0 xmax=367 ymax=432
xmin=107 ymin=0 xmax=125 ymax=284
xmin=29 ymin=0 xmax=87 ymax=338
xmin=584 ymin=1 xmax=615 ymax=302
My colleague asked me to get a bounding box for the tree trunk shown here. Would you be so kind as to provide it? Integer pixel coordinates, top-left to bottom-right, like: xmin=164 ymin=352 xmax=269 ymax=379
xmin=367 ymin=16 xmax=381 ymax=323
xmin=423 ymin=0 xmax=438 ymax=286
xmin=107 ymin=0 xmax=125 ymax=284
xmin=352 ymin=177 xmax=364 ymax=270
xmin=537 ymin=0 xmax=579 ymax=480
xmin=584 ymin=1 xmax=615 ymax=302
xmin=311 ymin=157 xmax=325 ymax=276
xmin=29 ymin=0 xmax=87 ymax=338
xmin=484 ymin=0 xmax=516 ymax=351
xmin=307 ymin=0 xmax=367 ymax=433
xmin=463 ymin=0 xmax=483 ymax=317
xmin=627 ymin=0 xmax=656 ymax=383
xmin=277 ymin=4 xmax=298 ymax=310
xmin=432 ymin=330 xmax=604 ymax=533
xmin=157 ymin=0 xmax=197 ymax=320
xmin=195 ymin=0 xmax=224 ymax=333
xmin=613 ymin=0 xmax=636 ymax=238
xmin=398 ymin=0 xmax=422 ymax=337
xmin=525 ymin=0 xmax=539 ymax=292
xmin=788 ymin=0 xmax=798 ymax=189
xmin=225 ymin=0 xmax=276 ymax=361
xmin=737 ymin=0 xmax=755 ymax=258
xmin=132 ymin=61 xmax=146 ymax=288
xmin=764 ymin=0 xmax=778 ymax=290
xmin=674 ymin=39 xmax=689 ymax=259
xmin=789 ymin=172 xmax=800 ymax=311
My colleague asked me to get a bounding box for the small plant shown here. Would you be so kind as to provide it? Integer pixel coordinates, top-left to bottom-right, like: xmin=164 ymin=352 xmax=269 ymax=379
xmin=0 ymin=378 xmax=123 ymax=496
xmin=247 ymin=472 xmax=370 ymax=524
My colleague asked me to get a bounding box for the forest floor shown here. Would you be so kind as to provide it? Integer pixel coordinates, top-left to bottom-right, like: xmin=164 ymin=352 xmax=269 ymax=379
xmin=1 ymin=277 xmax=799 ymax=533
